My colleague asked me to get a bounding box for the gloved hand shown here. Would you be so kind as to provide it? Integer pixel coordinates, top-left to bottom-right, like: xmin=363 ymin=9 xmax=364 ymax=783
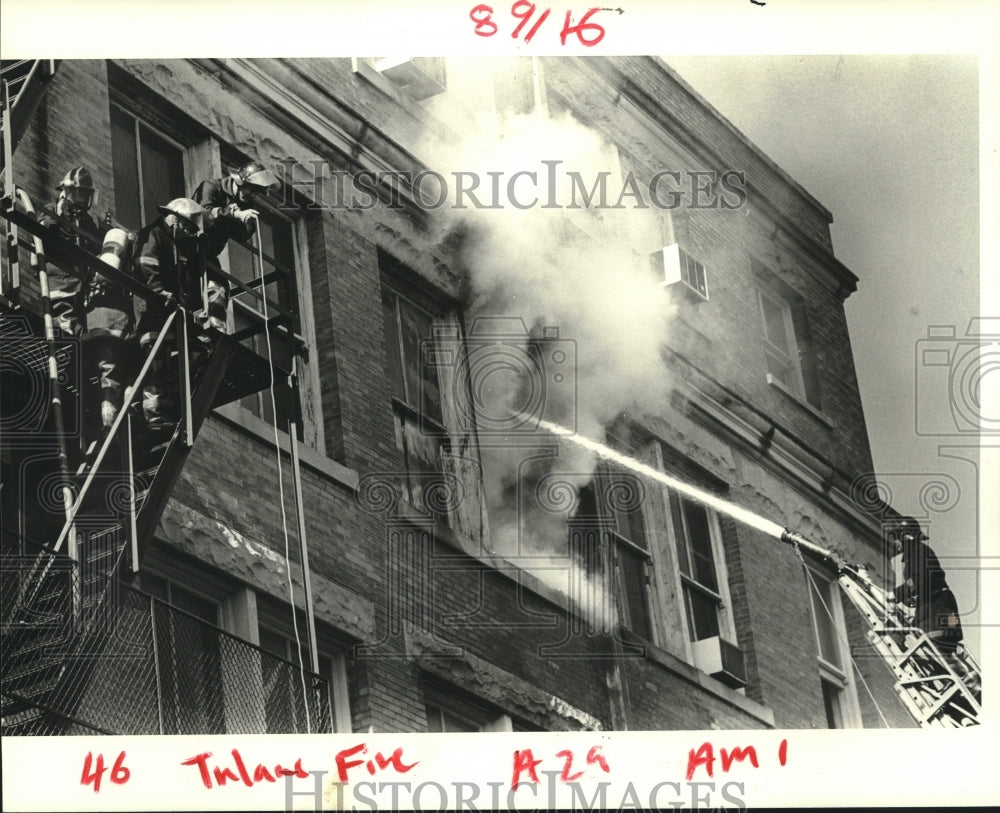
xmin=233 ymin=208 xmax=259 ymax=224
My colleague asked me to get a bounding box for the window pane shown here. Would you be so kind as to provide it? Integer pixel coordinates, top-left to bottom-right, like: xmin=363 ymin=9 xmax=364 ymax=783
xmin=398 ymin=299 xmax=442 ymax=423
xmin=258 ymin=627 xmax=288 ymax=659
xmin=382 ymin=293 xmax=406 ymax=402
xmin=138 ymin=126 xmax=184 ymax=227
xmin=669 ymin=491 xmax=691 ymax=575
xmin=822 ymin=679 xmax=844 ymax=728
xmin=809 ymin=578 xmax=842 ymax=668
xmin=617 ymin=542 xmax=652 ymax=640
xmin=765 ymin=349 xmax=797 ymax=390
xmin=170 ymin=584 xmax=219 ymax=626
xmin=229 ymin=241 xmax=256 ymax=288
xmin=110 ymin=107 xmax=141 ymax=230
xmin=399 ymin=410 xmax=444 ymax=510
xmin=610 ymin=472 xmax=647 ymax=550
xmin=682 ymin=500 xmax=718 ymax=592
xmin=684 ymin=585 xmax=721 ymax=641
xmin=759 ymin=290 xmax=792 ymax=355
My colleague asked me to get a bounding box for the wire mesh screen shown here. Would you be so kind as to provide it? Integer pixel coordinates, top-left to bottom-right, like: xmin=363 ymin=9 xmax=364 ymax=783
xmin=3 ymin=541 xmax=331 ymax=735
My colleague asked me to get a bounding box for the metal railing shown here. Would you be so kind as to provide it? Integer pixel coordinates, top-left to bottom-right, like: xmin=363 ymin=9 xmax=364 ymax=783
xmin=2 ymin=538 xmax=332 ymax=736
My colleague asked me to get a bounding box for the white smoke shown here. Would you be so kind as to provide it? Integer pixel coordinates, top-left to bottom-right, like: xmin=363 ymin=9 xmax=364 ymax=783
xmin=417 ymin=59 xmax=675 ymax=590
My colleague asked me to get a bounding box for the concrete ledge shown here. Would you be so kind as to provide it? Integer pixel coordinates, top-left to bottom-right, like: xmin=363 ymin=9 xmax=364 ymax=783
xmin=156 ymin=499 xmax=374 ymax=642
xmin=405 ymin=623 xmax=605 ymax=732
xmin=212 ymin=403 xmax=359 ymax=492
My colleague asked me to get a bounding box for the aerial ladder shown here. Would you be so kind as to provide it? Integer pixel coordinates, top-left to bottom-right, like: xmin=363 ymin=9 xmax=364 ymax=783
xmin=780 ymin=529 xmax=981 ymax=729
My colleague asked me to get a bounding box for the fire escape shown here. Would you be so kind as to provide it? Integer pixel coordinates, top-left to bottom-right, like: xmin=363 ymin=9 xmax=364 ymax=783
xmin=1 ymin=61 xmax=330 ymax=735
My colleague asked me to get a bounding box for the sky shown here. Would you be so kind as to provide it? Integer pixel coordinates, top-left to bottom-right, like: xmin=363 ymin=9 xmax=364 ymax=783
xmin=665 ymin=54 xmax=987 ymax=657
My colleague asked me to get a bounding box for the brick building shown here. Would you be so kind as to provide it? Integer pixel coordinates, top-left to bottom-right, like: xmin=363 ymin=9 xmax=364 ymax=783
xmin=2 ymin=56 xmax=936 ymax=736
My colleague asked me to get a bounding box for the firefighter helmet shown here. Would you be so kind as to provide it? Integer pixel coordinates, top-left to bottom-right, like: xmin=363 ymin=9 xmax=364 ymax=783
xmin=55 ymin=167 xmax=95 ymax=192
xmin=157 ymin=197 xmax=204 ymax=232
xmin=236 ymin=161 xmax=278 ymax=190
xmin=887 ymin=516 xmax=928 ymax=544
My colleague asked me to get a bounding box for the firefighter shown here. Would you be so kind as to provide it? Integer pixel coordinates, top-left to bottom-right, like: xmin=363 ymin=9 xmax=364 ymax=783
xmin=132 ymin=198 xmax=205 ymax=432
xmin=85 ymin=227 xmax=137 ymax=441
xmin=191 ymin=160 xmax=279 ymax=332
xmin=38 ymin=167 xmax=106 ymax=338
xmin=887 ymin=517 xmax=964 ymax=651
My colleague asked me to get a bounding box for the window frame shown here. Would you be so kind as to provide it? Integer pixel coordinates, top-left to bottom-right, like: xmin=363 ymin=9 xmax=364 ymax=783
xmin=109 ymin=100 xmax=188 ymax=229
xmin=227 ymin=199 xmax=311 ymax=434
xmin=423 ymin=678 xmax=539 ymax=733
xmin=599 ymin=464 xmax=655 ymax=642
xmin=651 ymin=443 xmax=739 ymax=664
xmin=380 ymin=276 xmax=454 ymax=515
xmin=257 ymin=622 xmax=351 ymax=734
xmin=752 ymin=258 xmax=824 ymax=411
xmin=756 ymin=284 xmax=807 ymax=399
xmin=804 ymin=563 xmax=862 ymax=728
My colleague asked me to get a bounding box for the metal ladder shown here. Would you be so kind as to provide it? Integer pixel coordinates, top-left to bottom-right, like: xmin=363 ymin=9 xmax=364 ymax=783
xmin=838 ymin=564 xmax=981 ymax=728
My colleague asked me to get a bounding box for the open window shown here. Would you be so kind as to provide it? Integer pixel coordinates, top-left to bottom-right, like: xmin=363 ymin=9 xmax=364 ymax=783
xmin=804 ymin=564 xmax=862 ymax=728
xmin=753 ymin=258 xmax=822 ymax=409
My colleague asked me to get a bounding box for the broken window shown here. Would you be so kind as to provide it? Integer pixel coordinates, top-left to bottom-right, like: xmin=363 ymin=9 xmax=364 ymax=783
xmin=382 ymin=286 xmax=448 ymax=513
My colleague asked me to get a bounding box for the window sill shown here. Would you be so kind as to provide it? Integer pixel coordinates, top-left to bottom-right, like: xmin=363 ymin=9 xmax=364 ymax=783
xmin=211 ymin=403 xmax=359 ymax=493
xmin=765 ymin=374 xmax=834 ymax=428
xmin=618 ymin=628 xmax=775 ymax=728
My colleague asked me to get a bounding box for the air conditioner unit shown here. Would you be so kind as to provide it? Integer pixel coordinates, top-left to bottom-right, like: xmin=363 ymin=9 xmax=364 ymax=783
xmin=373 ymin=57 xmax=446 ymax=100
xmin=691 ymin=636 xmax=748 ymax=689
xmin=650 ymin=244 xmax=709 ymax=301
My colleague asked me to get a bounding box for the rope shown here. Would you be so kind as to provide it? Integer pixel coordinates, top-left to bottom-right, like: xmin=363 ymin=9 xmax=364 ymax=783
xmin=791 ymin=539 xmax=891 ymax=728
xmin=250 ymin=215 xmax=312 ymax=734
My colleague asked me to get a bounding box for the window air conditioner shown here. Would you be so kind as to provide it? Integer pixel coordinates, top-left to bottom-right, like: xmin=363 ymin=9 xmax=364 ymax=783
xmin=650 ymin=244 xmax=709 ymax=301
xmin=373 ymin=58 xmax=447 ymax=100
xmin=691 ymin=636 xmax=748 ymax=689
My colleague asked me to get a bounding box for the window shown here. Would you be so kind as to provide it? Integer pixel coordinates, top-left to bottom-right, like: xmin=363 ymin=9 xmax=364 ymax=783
xmin=753 ymin=260 xmax=822 ymax=409
xmin=381 ymin=282 xmax=449 ymax=514
xmin=110 ymin=104 xmax=185 ymax=230
xmin=256 ymin=597 xmax=351 ymax=734
xmin=602 ymin=466 xmax=654 ymax=641
xmin=138 ymin=571 xmax=225 ymax=734
xmin=229 ymin=204 xmax=303 ymax=436
xmin=805 ymin=566 xmax=861 ymax=728
xmin=258 ymin=627 xmax=348 ymax=734
xmin=669 ymin=491 xmax=726 ymax=643
xmin=424 ymin=679 xmax=538 ymax=732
